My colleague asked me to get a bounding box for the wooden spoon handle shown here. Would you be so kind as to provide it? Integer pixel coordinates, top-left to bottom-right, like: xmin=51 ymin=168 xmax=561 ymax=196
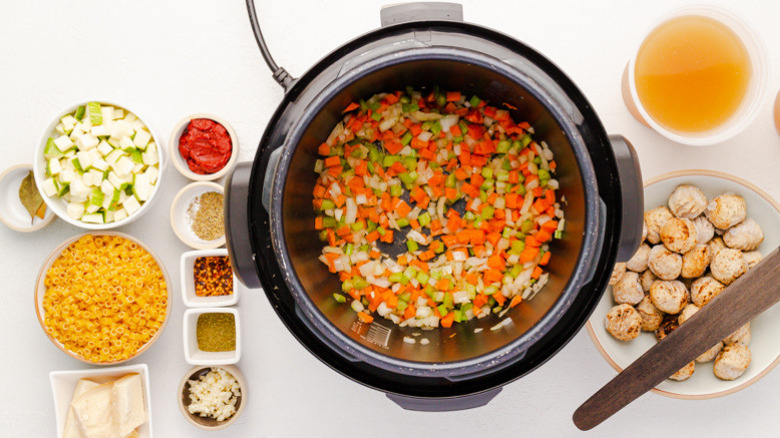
xmin=573 ymin=247 xmax=780 ymax=431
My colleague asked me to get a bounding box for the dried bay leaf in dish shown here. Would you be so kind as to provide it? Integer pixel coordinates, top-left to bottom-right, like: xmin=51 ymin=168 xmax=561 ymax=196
xmin=18 ymin=170 xmax=45 ymax=223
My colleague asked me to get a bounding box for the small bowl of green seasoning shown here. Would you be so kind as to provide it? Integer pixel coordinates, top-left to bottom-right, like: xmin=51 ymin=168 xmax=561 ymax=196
xmin=183 ymin=307 xmax=241 ymax=365
xmin=171 ymin=181 xmax=226 ymax=249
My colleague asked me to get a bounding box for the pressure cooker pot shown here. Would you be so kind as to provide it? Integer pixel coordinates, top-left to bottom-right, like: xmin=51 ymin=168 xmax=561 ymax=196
xmin=226 ymin=2 xmax=643 ymax=411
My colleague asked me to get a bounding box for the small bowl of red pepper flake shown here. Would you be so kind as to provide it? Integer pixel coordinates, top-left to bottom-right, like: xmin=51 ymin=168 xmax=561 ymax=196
xmin=181 ymin=248 xmax=239 ymax=307
xmin=170 ymin=114 xmax=238 ymax=181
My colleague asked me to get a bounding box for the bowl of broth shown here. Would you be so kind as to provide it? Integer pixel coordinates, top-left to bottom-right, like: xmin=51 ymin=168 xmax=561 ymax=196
xmin=622 ymin=5 xmax=768 ymax=146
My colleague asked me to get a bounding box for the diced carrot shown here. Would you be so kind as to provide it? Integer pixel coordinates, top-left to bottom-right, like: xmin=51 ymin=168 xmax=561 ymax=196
xmin=450 ymin=124 xmax=462 ymax=137
xmin=313 ymin=185 xmax=326 ymax=198
xmin=384 ymin=140 xmax=404 ymax=155
xmin=327 ymin=165 xmax=343 ymax=177
xmin=404 ymin=304 xmax=416 ymax=320
xmin=487 ymin=254 xmax=504 ymax=270
xmin=436 ymin=278 xmax=450 ymax=291
xmin=540 ymin=251 xmax=552 ymax=266
xmin=531 ymin=266 xmax=543 ymax=279
xmin=483 ymin=269 xmax=503 ymax=284
xmin=366 ymin=231 xmax=380 ymax=242
xmin=473 ymin=294 xmax=489 ymax=308
xmin=510 ymin=295 xmax=523 ymax=308
xmin=314 ymin=217 xmax=324 ymax=230
xmin=541 ymin=220 xmax=559 ymax=232
xmin=535 ymin=229 xmax=553 ymax=243
xmin=318 ymin=143 xmax=330 ymax=156
xmin=324 ymin=156 xmax=341 ymax=167
xmin=395 ymin=201 xmax=412 ymax=218
xmin=519 ymin=246 xmax=540 ymax=263
xmin=397 ymin=255 xmax=408 ymax=266
xmin=342 ymin=102 xmax=360 ymax=113
xmin=445 ymin=187 xmax=459 ymax=201
xmin=357 ymin=312 xmax=374 ymax=323
xmin=492 ymin=292 xmax=506 ymax=306
xmin=440 ymin=312 xmax=455 ymax=328
xmin=446 ymin=91 xmax=461 ymax=102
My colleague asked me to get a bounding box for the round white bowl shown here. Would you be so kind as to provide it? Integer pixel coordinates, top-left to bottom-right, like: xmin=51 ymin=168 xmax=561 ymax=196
xmin=33 ymin=100 xmax=165 ymax=230
xmin=169 ymin=114 xmax=238 ymax=181
xmin=35 ymin=232 xmax=171 ymax=365
xmin=0 ymin=163 xmax=56 ymax=232
xmin=170 ymin=181 xmax=226 ymax=249
xmin=178 ymin=365 xmax=246 ymax=431
xmin=587 ymin=170 xmax=780 ymax=399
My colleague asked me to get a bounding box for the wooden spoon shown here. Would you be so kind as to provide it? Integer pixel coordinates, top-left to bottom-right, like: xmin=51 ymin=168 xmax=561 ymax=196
xmin=574 ymin=247 xmax=780 ymax=431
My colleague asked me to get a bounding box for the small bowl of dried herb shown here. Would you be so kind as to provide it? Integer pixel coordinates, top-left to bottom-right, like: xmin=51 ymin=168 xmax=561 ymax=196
xmin=183 ymin=307 xmax=241 ymax=366
xmin=0 ymin=163 xmax=56 ymax=232
xmin=181 ymin=248 xmax=239 ymax=307
xmin=171 ymin=181 xmax=226 ymax=249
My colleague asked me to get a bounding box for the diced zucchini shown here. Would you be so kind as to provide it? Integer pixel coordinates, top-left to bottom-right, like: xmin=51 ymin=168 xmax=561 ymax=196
xmin=91 ymin=158 xmax=108 ymax=171
xmin=76 ymin=133 xmax=99 ymax=151
xmin=144 ymin=165 xmax=159 ymax=183
xmin=105 ymin=149 xmax=123 ymax=165
xmin=132 ymin=173 xmax=151 ymax=201
xmin=91 ymin=125 xmax=109 ymax=137
xmin=66 ymin=202 xmax=85 ymax=219
xmin=74 ymin=105 xmax=86 ymax=121
xmin=44 ymin=138 xmax=64 ymax=160
xmin=100 ymin=179 xmax=114 ymax=195
xmin=54 ymin=135 xmax=74 ymax=152
xmin=114 ymin=208 xmax=128 ymax=222
xmin=88 ymin=102 xmax=102 ymax=125
xmin=100 ymin=106 xmax=114 ymax=124
xmin=59 ymin=169 xmax=75 ymax=183
xmin=41 ymin=178 xmax=58 ymax=197
xmin=113 ymin=108 xmax=124 ymax=119
xmin=119 ymin=136 xmax=134 ymax=149
xmin=133 ymin=130 xmax=151 ymax=149
xmin=81 ymin=213 xmax=104 ymax=224
xmin=47 ymin=157 xmax=62 ymax=175
xmin=69 ymin=178 xmax=89 ymax=198
xmin=96 ymin=140 xmax=113 ymax=156
xmin=122 ymin=196 xmax=141 ymax=215
xmin=76 ymin=150 xmax=95 ymax=169
xmin=113 ymin=156 xmax=134 ymax=176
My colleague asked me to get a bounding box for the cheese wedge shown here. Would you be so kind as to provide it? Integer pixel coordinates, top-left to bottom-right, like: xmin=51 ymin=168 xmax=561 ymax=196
xmin=112 ymin=373 xmax=147 ymax=437
xmin=63 ymin=379 xmax=100 ymax=438
xmin=71 ymin=382 xmax=119 ymax=438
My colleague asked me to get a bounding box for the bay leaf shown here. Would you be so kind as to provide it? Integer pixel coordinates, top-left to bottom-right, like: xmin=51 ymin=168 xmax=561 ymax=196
xmin=19 ymin=170 xmax=44 ymax=224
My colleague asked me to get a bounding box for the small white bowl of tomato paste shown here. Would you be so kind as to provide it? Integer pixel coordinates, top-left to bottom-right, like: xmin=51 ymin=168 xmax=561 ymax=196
xmin=170 ymin=114 xmax=238 ymax=181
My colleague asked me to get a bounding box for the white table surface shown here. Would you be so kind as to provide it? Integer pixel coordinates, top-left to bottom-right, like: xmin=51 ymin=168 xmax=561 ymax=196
xmin=2 ymin=1 xmax=780 ymax=436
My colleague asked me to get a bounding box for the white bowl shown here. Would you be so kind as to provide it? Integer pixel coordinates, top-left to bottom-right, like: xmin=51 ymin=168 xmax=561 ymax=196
xmin=36 ymin=232 xmax=171 ymax=365
xmin=170 ymin=181 xmax=226 ymax=249
xmin=178 ymin=365 xmax=246 ymax=431
xmin=183 ymin=307 xmax=241 ymax=366
xmin=33 ymin=100 xmax=165 ymax=230
xmin=181 ymin=248 xmax=239 ymax=307
xmin=587 ymin=169 xmax=780 ymax=399
xmin=0 ymin=163 xmax=56 ymax=232
xmin=50 ymin=363 xmax=153 ymax=438
xmin=169 ymin=114 xmax=238 ymax=181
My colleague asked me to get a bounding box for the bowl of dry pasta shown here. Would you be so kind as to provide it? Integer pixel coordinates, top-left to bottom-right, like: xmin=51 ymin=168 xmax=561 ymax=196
xmin=35 ymin=232 xmax=170 ymax=365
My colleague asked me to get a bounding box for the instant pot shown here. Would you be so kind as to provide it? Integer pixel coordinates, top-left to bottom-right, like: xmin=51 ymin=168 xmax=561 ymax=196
xmin=225 ymin=1 xmax=643 ymax=410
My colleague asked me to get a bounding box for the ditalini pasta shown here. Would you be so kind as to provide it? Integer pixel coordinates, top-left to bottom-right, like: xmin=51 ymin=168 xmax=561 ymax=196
xmin=43 ymin=235 xmax=168 ymax=363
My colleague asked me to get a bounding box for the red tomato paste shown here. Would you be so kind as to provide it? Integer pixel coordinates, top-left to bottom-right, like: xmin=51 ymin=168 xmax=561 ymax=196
xmin=178 ymin=118 xmax=232 ymax=174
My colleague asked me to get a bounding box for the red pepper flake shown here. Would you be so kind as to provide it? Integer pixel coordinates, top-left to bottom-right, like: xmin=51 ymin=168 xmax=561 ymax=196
xmin=178 ymin=118 xmax=232 ymax=174
xmin=194 ymin=256 xmax=233 ymax=296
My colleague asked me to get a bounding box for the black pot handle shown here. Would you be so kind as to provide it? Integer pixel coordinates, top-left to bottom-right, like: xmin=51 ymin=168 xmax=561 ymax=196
xmin=225 ymin=161 xmax=263 ymax=289
xmin=608 ymin=135 xmax=644 ymax=262
xmin=386 ymin=387 xmax=502 ymax=411
xmin=380 ymin=2 xmax=463 ymax=27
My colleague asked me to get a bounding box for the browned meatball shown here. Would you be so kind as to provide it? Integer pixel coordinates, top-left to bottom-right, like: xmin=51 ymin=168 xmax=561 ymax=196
xmin=668 ymin=184 xmax=707 ymax=219
xmin=714 ymin=344 xmax=751 ymax=380
xmin=648 ymin=245 xmax=682 ymax=280
xmin=605 ymin=304 xmax=642 ymax=341
xmin=743 ymin=251 xmax=763 ymax=269
xmin=636 ymin=295 xmax=664 ymax=332
xmin=723 ymin=218 xmax=764 ymax=251
xmin=724 ymin=323 xmax=751 ymax=346
xmin=690 ymin=275 xmax=726 ymax=307
xmin=639 ymin=269 xmax=657 ymax=292
xmin=681 ymin=244 xmax=711 ymax=279
xmin=705 ymin=193 xmax=747 ymax=230
xmin=609 ymin=262 xmax=627 ymax=287
xmin=655 ymin=314 xmax=679 ymax=341
xmin=626 ymin=244 xmax=651 ymax=272
xmin=707 ymin=236 xmax=727 ymax=260
xmin=669 ymin=361 xmax=695 ymax=381
xmin=613 ymin=271 xmax=644 ymax=305
xmin=645 ymin=207 xmax=674 ymax=244
xmin=677 ymin=303 xmax=699 ymax=325
xmin=710 ymin=248 xmax=747 ymax=285
xmin=660 ymin=217 xmax=697 ymax=253
xmin=649 ymin=280 xmax=689 ymax=314
xmin=697 ymin=342 xmax=723 ymax=363
xmin=692 ymin=215 xmax=715 ymax=244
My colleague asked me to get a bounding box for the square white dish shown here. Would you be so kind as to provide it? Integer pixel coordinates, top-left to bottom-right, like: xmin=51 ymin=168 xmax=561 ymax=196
xmin=49 ymin=363 xmax=153 ymax=438
xmin=183 ymin=307 xmax=241 ymax=365
xmin=181 ymin=248 xmax=239 ymax=307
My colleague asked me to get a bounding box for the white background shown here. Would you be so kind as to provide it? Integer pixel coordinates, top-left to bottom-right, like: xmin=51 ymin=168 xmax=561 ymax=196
xmin=2 ymin=1 xmax=779 ymax=436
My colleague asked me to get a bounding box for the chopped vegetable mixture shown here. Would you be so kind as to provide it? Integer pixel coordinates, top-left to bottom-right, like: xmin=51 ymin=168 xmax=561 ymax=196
xmin=313 ymin=88 xmax=564 ymax=328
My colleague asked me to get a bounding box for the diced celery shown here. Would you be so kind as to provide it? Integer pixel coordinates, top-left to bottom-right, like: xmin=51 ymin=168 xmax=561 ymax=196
xmin=437 ymin=304 xmax=448 ymax=317
xmin=481 ymin=167 xmax=493 ymax=180
xmin=496 ymin=140 xmax=510 ymax=153
xmin=407 ymin=240 xmax=419 ymax=252
xmin=418 ymin=212 xmax=431 ymax=227
xmin=396 ymin=218 xmax=410 ymax=228
xmin=469 ymin=95 xmax=481 ymax=107
xmin=520 ymin=134 xmax=533 ymax=147
xmin=521 ymin=219 xmax=534 ymax=233
xmin=333 ymin=293 xmax=347 ymax=304
xmin=322 ymin=217 xmax=337 ymax=228
xmin=320 ymin=199 xmax=335 ymax=210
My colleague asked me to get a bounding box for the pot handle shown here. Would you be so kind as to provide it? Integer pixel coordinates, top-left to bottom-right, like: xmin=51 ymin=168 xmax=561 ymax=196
xmin=380 ymin=2 xmax=463 ymax=26
xmin=386 ymin=387 xmax=502 ymax=411
xmin=225 ymin=161 xmax=263 ymax=289
xmin=261 ymin=147 xmax=284 ymax=212
xmin=608 ymin=135 xmax=644 ymax=262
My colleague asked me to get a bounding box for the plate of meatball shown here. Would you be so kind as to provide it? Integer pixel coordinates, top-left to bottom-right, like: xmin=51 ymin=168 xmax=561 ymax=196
xmin=587 ymin=170 xmax=780 ymax=399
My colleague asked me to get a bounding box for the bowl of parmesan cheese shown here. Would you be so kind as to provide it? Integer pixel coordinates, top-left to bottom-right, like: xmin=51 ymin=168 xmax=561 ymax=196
xmin=178 ymin=365 xmax=245 ymax=431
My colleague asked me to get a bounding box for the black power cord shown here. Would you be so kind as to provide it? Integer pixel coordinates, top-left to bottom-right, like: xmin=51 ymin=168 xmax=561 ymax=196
xmin=246 ymin=0 xmax=293 ymax=89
